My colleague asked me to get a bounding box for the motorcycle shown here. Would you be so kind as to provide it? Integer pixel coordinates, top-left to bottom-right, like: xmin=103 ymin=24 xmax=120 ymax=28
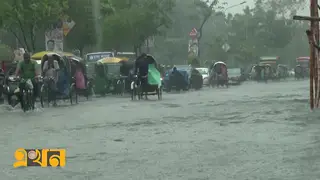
xmin=3 ymin=76 xmax=20 ymax=107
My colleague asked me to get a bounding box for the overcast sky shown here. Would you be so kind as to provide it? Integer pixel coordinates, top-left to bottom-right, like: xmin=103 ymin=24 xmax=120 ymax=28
xmin=220 ymin=0 xmax=308 ymax=15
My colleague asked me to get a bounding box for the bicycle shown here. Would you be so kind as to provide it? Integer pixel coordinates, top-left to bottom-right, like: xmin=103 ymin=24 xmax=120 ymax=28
xmin=130 ymin=75 xmax=141 ymax=100
xmin=117 ymin=75 xmax=128 ymax=96
xmin=16 ymin=77 xmax=35 ymax=112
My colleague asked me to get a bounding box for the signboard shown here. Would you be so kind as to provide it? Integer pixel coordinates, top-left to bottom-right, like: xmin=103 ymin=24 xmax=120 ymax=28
xmin=188 ymin=39 xmax=198 ymax=57
xmin=189 ymin=28 xmax=198 ymax=37
xmin=62 ymin=15 xmax=75 ymax=36
xmin=222 ymin=43 xmax=230 ymax=52
xmin=45 ymin=28 xmax=63 ymax=52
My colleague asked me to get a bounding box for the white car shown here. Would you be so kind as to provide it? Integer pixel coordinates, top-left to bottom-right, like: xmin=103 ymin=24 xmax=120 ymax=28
xmin=196 ymin=68 xmax=209 ymax=85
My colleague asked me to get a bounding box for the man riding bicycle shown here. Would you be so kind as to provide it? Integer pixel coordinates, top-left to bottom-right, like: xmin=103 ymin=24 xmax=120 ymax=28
xmin=14 ymin=52 xmax=38 ymax=108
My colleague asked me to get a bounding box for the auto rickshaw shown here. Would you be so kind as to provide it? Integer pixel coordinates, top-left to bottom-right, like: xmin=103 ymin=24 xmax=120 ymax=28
xmin=92 ymin=60 xmax=112 ymax=96
xmin=96 ymin=57 xmax=129 ymax=95
xmin=39 ymin=52 xmax=77 ymax=107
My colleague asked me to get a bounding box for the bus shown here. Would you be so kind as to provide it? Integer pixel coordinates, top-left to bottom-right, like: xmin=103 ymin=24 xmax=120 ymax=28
xmin=85 ymin=52 xmax=115 ymax=62
xmin=116 ymin=52 xmax=136 ymax=61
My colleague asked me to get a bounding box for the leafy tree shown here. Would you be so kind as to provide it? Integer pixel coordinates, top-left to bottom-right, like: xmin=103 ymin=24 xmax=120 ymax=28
xmin=193 ymin=0 xmax=221 ymax=57
xmin=103 ymin=0 xmax=175 ymax=53
xmin=65 ymin=0 xmax=114 ymax=54
xmin=0 ymin=44 xmax=13 ymax=61
xmin=0 ymin=0 xmax=68 ymax=52
xmin=201 ymin=0 xmax=306 ymax=66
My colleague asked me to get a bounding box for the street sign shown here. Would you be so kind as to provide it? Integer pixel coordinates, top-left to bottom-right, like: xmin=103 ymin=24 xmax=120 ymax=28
xmin=222 ymin=43 xmax=230 ymax=52
xmin=189 ymin=28 xmax=198 ymax=37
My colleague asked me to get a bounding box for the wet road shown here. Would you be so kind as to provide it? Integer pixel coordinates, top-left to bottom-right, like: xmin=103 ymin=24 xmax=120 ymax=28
xmin=1 ymin=80 xmax=320 ymax=180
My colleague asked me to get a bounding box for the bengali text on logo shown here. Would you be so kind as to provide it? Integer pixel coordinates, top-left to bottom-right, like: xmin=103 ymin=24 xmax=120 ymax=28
xmin=13 ymin=148 xmax=66 ymax=168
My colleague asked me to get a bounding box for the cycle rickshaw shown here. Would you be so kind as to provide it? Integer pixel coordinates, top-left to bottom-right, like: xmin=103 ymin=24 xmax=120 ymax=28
xmin=39 ymin=52 xmax=77 ymax=107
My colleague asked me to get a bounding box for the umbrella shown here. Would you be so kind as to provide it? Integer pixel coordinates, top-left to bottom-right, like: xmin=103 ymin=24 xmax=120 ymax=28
xmin=97 ymin=57 xmax=127 ymax=64
xmin=31 ymin=51 xmax=74 ymax=60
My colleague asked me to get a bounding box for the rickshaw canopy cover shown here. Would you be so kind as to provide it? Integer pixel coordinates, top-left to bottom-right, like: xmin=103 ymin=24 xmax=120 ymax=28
xmin=214 ymin=61 xmax=226 ymax=66
xmin=32 ymin=51 xmax=74 ymax=60
xmin=97 ymin=57 xmax=127 ymax=64
xmin=148 ymin=64 xmax=161 ymax=85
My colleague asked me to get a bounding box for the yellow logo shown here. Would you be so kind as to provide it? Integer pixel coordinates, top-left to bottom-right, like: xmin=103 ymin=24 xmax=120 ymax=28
xmin=13 ymin=148 xmax=66 ymax=168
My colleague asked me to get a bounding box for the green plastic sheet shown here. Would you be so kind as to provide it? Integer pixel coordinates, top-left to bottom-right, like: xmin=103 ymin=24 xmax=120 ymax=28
xmin=147 ymin=64 xmax=161 ymax=85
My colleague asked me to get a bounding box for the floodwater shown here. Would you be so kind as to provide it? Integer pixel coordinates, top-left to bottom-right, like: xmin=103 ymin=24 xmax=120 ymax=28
xmin=1 ymin=80 xmax=320 ymax=180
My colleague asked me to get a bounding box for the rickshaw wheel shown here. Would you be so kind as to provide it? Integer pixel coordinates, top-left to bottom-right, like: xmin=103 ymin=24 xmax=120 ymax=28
xmin=22 ymin=90 xmax=28 ymax=112
xmin=131 ymin=88 xmax=135 ymax=100
xmin=86 ymin=81 xmax=93 ymax=100
xmin=70 ymin=84 xmax=78 ymax=105
xmin=22 ymin=89 xmax=33 ymax=112
xmin=40 ymin=84 xmax=49 ymax=108
xmin=137 ymin=86 xmax=142 ymax=100
xmin=29 ymin=90 xmax=35 ymax=110
xmin=157 ymin=87 xmax=162 ymax=100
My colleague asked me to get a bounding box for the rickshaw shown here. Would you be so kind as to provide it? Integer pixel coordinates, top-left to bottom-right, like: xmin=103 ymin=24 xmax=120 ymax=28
xmin=209 ymin=61 xmax=228 ymax=87
xmin=32 ymin=51 xmax=74 ymax=75
xmin=39 ymin=52 xmax=77 ymax=107
xmin=276 ymin=64 xmax=289 ymax=79
xmin=69 ymin=56 xmax=93 ymax=100
xmin=263 ymin=64 xmax=275 ymax=80
xmin=294 ymin=65 xmax=305 ymax=79
xmin=131 ymin=54 xmax=162 ymax=100
xmin=296 ymin=57 xmax=309 ymax=79
xmin=189 ymin=67 xmax=203 ymax=89
xmin=32 ymin=51 xmax=74 ymax=60
xmin=119 ymin=60 xmax=135 ymax=93
xmin=252 ymin=65 xmax=267 ymax=82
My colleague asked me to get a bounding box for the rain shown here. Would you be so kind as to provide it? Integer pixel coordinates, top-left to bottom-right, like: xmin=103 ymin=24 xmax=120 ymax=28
xmin=0 ymin=0 xmax=319 ymax=179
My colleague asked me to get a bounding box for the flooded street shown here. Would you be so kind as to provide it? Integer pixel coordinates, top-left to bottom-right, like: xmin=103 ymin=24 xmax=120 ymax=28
xmin=1 ymin=80 xmax=320 ymax=180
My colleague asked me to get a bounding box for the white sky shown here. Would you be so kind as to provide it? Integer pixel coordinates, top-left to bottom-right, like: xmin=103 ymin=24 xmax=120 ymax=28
xmin=220 ymin=0 xmax=308 ymax=15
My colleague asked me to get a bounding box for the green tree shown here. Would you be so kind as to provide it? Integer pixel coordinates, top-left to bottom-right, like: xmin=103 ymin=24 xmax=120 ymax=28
xmin=221 ymin=0 xmax=307 ymax=66
xmin=193 ymin=0 xmax=221 ymax=57
xmin=103 ymin=0 xmax=175 ymax=53
xmin=65 ymin=0 xmax=114 ymax=54
xmin=0 ymin=0 xmax=68 ymax=52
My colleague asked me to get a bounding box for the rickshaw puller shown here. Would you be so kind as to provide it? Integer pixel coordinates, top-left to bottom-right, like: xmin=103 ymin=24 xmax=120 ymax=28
xmin=14 ymin=52 xmax=39 ymax=108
